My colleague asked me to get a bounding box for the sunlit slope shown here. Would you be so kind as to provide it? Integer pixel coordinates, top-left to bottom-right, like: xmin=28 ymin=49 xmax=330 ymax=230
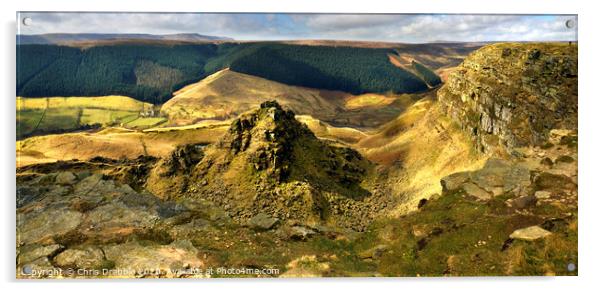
xmin=356 ymin=96 xmax=487 ymax=214
xmin=161 ymin=69 xmax=345 ymax=124
xmin=17 ymin=96 xmax=165 ymax=138
xmin=16 ymin=124 xmax=228 ymax=167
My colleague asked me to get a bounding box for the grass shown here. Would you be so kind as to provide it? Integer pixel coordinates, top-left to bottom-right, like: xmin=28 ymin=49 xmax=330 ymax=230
xmin=16 ymin=96 xmax=158 ymax=138
xmin=350 ymin=189 xmax=578 ymax=276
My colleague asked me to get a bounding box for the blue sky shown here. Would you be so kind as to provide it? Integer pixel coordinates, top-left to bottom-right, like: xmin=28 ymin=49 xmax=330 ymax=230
xmin=17 ymin=13 xmax=578 ymax=43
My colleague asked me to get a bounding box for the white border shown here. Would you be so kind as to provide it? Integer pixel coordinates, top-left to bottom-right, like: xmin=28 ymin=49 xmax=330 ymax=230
xmin=2 ymin=1 xmax=600 ymax=290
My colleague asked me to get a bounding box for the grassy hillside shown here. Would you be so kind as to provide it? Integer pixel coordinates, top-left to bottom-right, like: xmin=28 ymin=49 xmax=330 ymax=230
xmin=16 ymin=96 xmax=164 ymax=138
xmin=161 ymin=69 xmax=344 ymax=125
xmin=206 ymin=43 xmax=428 ymax=94
xmin=17 ymin=44 xmax=218 ymax=103
xmin=17 ymin=42 xmax=443 ymax=104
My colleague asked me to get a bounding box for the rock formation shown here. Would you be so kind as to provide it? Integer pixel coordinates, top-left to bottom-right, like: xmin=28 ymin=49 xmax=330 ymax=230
xmin=438 ymin=43 xmax=577 ymax=153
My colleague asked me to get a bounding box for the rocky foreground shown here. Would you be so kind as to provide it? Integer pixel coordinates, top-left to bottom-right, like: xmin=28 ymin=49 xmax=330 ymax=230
xmin=16 ymin=43 xmax=577 ymax=278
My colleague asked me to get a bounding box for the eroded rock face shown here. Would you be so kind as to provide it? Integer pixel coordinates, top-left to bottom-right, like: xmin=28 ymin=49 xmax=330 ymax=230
xmin=438 ymin=43 xmax=577 ymax=153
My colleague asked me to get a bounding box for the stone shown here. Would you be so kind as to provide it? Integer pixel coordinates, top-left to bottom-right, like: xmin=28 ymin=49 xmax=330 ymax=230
xmin=56 ymin=171 xmax=77 ymax=185
xmin=462 ymin=183 xmax=491 ymax=201
xmin=248 ymin=213 xmax=279 ymax=231
xmin=103 ymin=240 xmax=203 ymax=277
xmin=17 ymin=244 xmax=63 ymax=265
xmin=18 ymin=209 xmax=83 ymax=245
xmin=54 ymin=246 xmax=106 ymax=269
xmin=509 ymin=226 xmax=552 ymax=241
xmin=535 ymin=191 xmax=552 ymax=199
xmin=441 ymin=172 xmax=470 ymax=192
xmin=82 ymin=202 xmax=160 ymax=242
xmin=288 ymin=226 xmax=316 ymax=241
xmin=509 ymin=195 xmax=537 ymax=209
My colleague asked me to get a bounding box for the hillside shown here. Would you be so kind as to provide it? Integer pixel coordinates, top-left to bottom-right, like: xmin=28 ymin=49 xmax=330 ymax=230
xmin=15 ymin=42 xmax=577 ymax=278
xmin=17 ymin=42 xmax=475 ymax=104
xmin=17 ymin=44 xmax=219 ymax=103
xmin=17 ymin=33 xmax=232 ymax=45
xmin=161 ymin=69 xmax=344 ymax=124
xmin=438 ymin=43 xmax=577 ymax=153
xmin=16 ymin=96 xmax=164 ymax=139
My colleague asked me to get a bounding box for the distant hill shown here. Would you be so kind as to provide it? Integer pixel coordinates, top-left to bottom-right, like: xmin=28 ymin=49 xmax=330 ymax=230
xmin=161 ymin=68 xmax=344 ymax=125
xmin=17 ymin=33 xmax=232 ymax=45
xmin=17 ymin=41 xmax=481 ymax=103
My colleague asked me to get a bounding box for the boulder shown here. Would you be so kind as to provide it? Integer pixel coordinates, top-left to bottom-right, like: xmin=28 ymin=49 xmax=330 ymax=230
xmin=287 ymin=226 xmax=316 ymax=241
xmin=55 ymin=171 xmax=77 ymax=185
xmin=509 ymin=226 xmax=552 ymax=241
xmin=462 ymin=183 xmax=491 ymax=201
xmin=54 ymin=246 xmax=106 ymax=269
xmin=248 ymin=213 xmax=279 ymax=231
xmin=17 ymin=244 xmax=63 ymax=265
xmin=441 ymin=172 xmax=470 ymax=192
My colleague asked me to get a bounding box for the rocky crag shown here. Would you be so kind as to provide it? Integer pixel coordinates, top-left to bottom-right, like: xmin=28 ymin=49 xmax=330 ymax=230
xmin=150 ymin=101 xmax=391 ymax=231
xmin=438 ymin=43 xmax=577 ymax=153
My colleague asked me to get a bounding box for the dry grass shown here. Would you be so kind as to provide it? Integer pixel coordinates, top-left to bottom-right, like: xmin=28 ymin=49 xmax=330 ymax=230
xmin=356 ymin=96 xmax=488 ymax=215
xmin=16 ymin=125 xmax=227 ymax=167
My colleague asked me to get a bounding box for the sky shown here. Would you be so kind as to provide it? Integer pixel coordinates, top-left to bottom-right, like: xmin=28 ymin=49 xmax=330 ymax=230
xmin=17 ymin=13 xmax=578 ymax=43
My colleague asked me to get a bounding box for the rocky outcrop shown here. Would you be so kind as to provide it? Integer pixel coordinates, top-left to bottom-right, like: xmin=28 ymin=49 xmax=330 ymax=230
xmin=438 ymin=43 xmax=577 ymax=153
xmin=184 ymin=101 xmax=387 ymax=230
xmin=440 ymin=129 xmax=577 ymax=203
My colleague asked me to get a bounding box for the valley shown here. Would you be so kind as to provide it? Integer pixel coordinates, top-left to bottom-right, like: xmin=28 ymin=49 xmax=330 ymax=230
xmin=16 ymin=40 xmax=577 ymax=278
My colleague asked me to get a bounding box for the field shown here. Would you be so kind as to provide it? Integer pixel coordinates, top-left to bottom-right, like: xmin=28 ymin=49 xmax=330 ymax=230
xmin=17 ymin=96 xmax=166 ymax=138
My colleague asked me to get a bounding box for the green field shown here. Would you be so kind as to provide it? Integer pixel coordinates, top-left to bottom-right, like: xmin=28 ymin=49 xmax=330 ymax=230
xmin=16 ymin=96 xmax=165 ymax=138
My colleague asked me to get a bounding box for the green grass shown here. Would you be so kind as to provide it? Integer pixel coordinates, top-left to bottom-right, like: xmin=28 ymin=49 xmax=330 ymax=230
xmin=350 ymin=190 xmax=577 ymax=276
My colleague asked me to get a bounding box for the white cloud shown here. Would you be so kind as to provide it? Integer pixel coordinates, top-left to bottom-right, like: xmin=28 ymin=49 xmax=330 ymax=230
xmin=17 ymin=12 xmax=577 ymax=43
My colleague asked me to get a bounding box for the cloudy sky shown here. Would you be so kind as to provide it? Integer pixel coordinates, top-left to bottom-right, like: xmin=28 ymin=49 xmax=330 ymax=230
xmin=17 ymin=12 xmax=577 ymax=43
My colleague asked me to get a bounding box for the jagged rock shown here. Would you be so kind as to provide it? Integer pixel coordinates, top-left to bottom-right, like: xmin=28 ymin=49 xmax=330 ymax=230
xmin=179 ymin=101 xmax=375 ymax=230
xmin=248 ymin=213 xmax=279 ymax=231
xmin=55 ymin=171 xmax=77 ymax=185
xmin=438 ymin=43 xmax=577 ymax=153
xmin=54 ymin=246 xmax=106 ymax=269
xmin=509 ymin=226 xmax=552 ymax=241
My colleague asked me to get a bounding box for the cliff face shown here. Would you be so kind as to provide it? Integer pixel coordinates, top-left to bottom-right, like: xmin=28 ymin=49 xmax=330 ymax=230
xmin=437 ymin=43 xmax=577 ymax=153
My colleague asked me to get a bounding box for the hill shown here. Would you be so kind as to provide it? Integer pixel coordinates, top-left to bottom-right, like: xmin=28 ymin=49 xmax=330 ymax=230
xmin=17 ymin=33 xmax=232 ymax=45
xmin=17 ymin=41 xmax=475 ymax=104
xmin=161 ymin=69 xmax=344 ymax=124
xmin=17 ymin=44 xmax=219 ymax=103
xmin=16 ymin=96 xmax=165 ymax=139
xmin=438 ymin=43 xmax=578 ymax=153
